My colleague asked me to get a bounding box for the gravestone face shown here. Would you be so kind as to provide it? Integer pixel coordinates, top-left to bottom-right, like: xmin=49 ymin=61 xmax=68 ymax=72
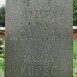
xmin=5 ymin=0 xmax=73 ymax=77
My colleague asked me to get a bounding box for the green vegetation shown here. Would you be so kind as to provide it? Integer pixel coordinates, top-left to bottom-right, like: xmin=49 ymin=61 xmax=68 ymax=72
xmin=73 ymin=0 xmax=77 ymax=26
xmin=0 ymin=7 xmax=5 ymax=75
xmin=0 ymin=40 xmax=5 ymax=76
xmin=73 ymin=40 xmax=77 ymax=77
xmin=0 ymin=7 xmax=5 ymax=27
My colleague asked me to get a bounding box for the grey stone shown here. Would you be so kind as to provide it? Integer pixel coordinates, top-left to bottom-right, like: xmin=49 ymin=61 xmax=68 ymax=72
xmin=5 ymin=0 xmax=73 ymax=77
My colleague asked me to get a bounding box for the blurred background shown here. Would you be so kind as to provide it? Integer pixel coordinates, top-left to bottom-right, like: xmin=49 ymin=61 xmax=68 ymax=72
xmin=0 ymin=0 xmax=5 ymax=77
xmin=0 ymin=0 xmax=77 ymax=77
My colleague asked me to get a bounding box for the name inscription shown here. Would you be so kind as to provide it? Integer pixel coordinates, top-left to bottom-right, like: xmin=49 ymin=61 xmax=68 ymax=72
xmin=20 ymin=54 xmax=57 ymax=77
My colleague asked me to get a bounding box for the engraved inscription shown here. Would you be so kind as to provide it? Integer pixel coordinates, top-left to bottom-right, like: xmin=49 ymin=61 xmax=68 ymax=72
xmin=6 ymin=0 xmax=72 ymax=77
xmin=9 ymin=33 xmax=71 ymax=41
xmin=21 ymin=65 xmax=57 ymax=77
xmin=20 ymin=54 xmax=57 ymax=77
xmin=24 ymin=54 xmax=53 ymax=63
xmin=22 ymin=0 xmax=30 ymax=7
xmin=22 ymin=9 xmax=51 ymax=20
xmin=47 ymin=0 xmax=52 ymax=5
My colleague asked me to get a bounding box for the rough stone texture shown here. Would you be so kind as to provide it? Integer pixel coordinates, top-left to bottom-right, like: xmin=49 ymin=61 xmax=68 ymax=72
xmin=5 ymin=0 xmax=73 ymax=77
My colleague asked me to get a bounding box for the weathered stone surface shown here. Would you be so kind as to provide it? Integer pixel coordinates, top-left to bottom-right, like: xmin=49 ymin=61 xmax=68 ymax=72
xmin=5 ymin=0 xmax=73 ymax=77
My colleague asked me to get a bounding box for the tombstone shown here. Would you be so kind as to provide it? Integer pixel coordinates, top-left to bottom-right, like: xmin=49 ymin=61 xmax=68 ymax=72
xmin=5 ymin=0 xmax=73 ymax=77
